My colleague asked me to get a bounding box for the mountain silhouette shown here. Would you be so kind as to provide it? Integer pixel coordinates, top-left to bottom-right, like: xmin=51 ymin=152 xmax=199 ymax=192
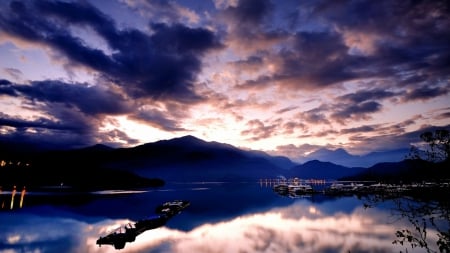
xmin=342 ymin=159 xmax=450 ymax=182
xmin=101 ymin=135 xmax=287 ymax=181
xmin=2 ymin=135 xmax=432 ymax=187
xmin=297 ymin=148 xmax=409 ymax=167
xmin=288 ymin=160 xmax=366 ymax=179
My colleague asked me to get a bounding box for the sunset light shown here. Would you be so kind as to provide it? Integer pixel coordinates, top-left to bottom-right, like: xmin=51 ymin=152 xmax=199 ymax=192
xmin=0 ymin=0 xmax=448 ymax=158
xmin=0 ymin=2 xmax=449 ymax=252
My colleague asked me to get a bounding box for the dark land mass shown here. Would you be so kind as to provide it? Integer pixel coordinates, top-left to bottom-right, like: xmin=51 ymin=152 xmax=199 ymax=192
xmin=341 ymin=159 xmax=450 ymax=183
xmin=288 ymin=160 xmax=366 ymax=179
xmin=1 ymin=135 xmax=449 ymax=191
xmin=0 ymin=162 xmax=164 ymax=191
xmin=0 ymin=142 xmax=164 ymax=191
xmin=298 ymin=147 xmax=409 ymax=168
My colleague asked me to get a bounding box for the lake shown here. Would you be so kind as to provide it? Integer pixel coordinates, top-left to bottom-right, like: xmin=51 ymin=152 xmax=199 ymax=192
xmin=0 ymin=182 xmax=448 ymax=253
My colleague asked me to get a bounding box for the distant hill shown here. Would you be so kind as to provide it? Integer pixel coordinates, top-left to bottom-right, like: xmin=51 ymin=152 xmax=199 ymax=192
xmin=246 ymin=150 xmax=299 ymax=170
xmin=297 ymin=148 xmax=409 ymax=167
xmin=341 ymin=159 xmax=450 ymax=182
xmin=288 ymin=160 xmax=366 ymax=180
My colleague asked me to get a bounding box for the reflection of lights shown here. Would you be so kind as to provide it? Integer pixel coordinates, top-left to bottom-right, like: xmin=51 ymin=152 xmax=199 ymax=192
xmin=308 ymin=206 xmax=317 ymax=214
xmin=7 ymin=234 xmax=21 ymax=244
xmin=20 ymin=186 xmax=26 ymax=208
xmin=0 ymin=186 xmax=3 ymax=209
xmin=10 ymin=185 xmax=16 ymax=210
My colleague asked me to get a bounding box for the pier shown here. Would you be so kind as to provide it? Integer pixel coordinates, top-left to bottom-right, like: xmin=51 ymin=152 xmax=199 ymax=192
xmin=260 ymin=178 xmax=450 ymax=198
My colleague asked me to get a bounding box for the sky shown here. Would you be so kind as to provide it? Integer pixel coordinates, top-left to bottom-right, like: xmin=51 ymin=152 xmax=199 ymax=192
xmin=0 ymin=0 xmax=449 ymax=159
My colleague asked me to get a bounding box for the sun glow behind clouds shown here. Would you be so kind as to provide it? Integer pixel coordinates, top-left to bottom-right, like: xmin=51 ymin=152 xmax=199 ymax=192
xmin=99 ymin=116 xmax=176 ymax=145
xmin=0 ymin=0 xmax=448 ymax=156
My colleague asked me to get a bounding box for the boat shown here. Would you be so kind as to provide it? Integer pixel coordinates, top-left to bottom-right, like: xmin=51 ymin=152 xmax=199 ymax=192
xmin=273 ymin=184 xmax=289 ymax=195
xmin=96 ymin=200 xmax=190 ymax=249
xmin=288 ymin=183 xmax=314 ymax=194
xmin=155 ymin=200 xmax=190 ymax=217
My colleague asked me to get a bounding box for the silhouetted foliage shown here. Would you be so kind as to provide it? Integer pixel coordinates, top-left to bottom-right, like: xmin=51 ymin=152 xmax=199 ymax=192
xmin=364 ymin=194 xmax=450 ymax=253
xmin=409 ymin=129 xmax=450 ymax=163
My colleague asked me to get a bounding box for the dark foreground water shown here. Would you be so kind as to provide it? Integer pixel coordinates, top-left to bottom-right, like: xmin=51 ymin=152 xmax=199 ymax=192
xmin=0 ymin=182 xmax=448 ymax=253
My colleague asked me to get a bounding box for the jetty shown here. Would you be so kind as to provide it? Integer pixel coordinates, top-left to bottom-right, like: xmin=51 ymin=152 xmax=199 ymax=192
xmin=96 ymin=200 xmax=190 ymax=249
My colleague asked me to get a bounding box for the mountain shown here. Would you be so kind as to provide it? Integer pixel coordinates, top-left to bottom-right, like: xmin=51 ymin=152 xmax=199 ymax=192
xmin=101 ymin=135 xmax=288 ymax=181
xmin=2 ymin=135 xmax=425 ymax=186
xmin=297 ymin=148 xmax=409 ymax=167
xmin=288 ymin=160 xmax=366 ymax=179
xmin=342 ymin=159 xmax=450 ymax=182
xmin=246 ymin=150 xmax=299 ymax=170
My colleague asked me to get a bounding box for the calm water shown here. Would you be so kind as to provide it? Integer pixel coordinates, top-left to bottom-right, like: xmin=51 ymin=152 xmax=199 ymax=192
xmin=0 ymin=182 xmax=448 ymax=253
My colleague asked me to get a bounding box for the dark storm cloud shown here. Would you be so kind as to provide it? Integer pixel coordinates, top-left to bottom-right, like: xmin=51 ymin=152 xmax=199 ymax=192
xmin=436 ymin=111 xmax=450 ymax=120
xmin=0 ymin=113 xmax=79 ymax=132
xmin=331 ymin=101 xmax=382 ymax=124
xmin=224 ymin=0 xmax=273 ymax=27
xmin=0 ymin=79 xmax=133 ymax=149
xmin=0 ymin=0 xmax=223 ymax=102
xmin=274 ymin=30 xmax=365 ymax=89
xmin=9 ymin=80 xmax=130 ymax=115
xmin=0 ymin=112 xmax=96 ymax=150
xmin=0 ymin=79 xmax=188 ymax=148
xmin=281 ymin=121 xmax=306 ymax=135
xmin=340 ymin=125 xmax=376 ymax=134
xmin=0 ymin=79 xmax=18 ymax=96
xmin=230 ymin=0 xmax=449 ymax=93
xmin=312 ymin=0 xmax=450 ymax=45
xmin=404 ymin=85 xmax=449 ymax=101
xmin=348 ymin=124 xmax=450 ymax=152
xmin=338 ymin=89 xmax=398 ymax=103
xmin=296 ymin=106 xmax=330 ymax=125
xmin=221 ymin=0 xmax=288 ymax=51
xmin=0 ymin=80 xmax=12 ymax=85
xmin=231 ymin=55 xmax=265 ymax=73
xmin=132 ymin=109 xmax=186 ymax=132
xmin=312 ymin=0 xmax=450 ymax=86
xmin=326 ymin=89 xmax=401 ymax=124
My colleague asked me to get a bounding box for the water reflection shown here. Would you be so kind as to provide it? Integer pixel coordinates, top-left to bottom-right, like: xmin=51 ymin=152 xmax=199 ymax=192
xmin=0 ymin=185 xmax=26 ymax=210
xmin=0 ymin=182 xmax=448 ymax=253
xmin=363 ymin=194 xmax=450 ymax=252
xmin=0 ymin=199 xmax=428 ymax=252
xmin=96 ymin=200 xmax=190 ymax=250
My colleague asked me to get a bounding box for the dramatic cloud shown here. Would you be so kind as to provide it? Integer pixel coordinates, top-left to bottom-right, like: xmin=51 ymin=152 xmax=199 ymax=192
xmin=0 ymin=0 xmax=223 ymax=102
xmin=0 ymin=0 xmax=448 ymax=156
xmin=404 ymin=86 xmax=449 ymax=102
xmin=241 ymin=119 xmax=278 ymax=141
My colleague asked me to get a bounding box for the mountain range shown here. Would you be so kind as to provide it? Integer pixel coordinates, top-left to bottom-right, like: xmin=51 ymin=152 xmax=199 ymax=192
xmin=0 ymin=135 xmax=443 ymax=189
xmin=297 ymin=147 xmax=409 ymax=167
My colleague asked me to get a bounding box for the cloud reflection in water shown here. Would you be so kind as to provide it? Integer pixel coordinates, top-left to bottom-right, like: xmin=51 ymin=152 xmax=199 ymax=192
xmin=1 ymin=200 xmax=433 ymax=253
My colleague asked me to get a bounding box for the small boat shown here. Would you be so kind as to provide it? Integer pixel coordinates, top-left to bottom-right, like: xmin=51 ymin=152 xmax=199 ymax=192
xmin=273 ymin=184 xmax=289 ymax=195
xmin=288 ymin=183 xmax=314 ymax=194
